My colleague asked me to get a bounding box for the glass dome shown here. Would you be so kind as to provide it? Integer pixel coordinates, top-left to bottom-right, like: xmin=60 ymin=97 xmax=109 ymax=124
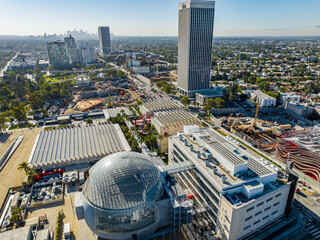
xmin=82 ymin=152 xmax=164 ymax=234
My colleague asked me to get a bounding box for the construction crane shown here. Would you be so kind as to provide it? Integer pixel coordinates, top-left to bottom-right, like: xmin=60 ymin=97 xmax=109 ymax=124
xmin=252 ymin=99 xmax=260 ymax=129
xmin=107 ymin=94 xmax=111 ymax=108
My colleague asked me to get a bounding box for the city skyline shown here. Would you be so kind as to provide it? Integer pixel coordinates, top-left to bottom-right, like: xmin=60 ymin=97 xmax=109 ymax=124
xmin=0 ymin=0 xmax=319 ymax=37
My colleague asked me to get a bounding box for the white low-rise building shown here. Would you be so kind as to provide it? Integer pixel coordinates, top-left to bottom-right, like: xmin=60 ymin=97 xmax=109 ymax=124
xmin=284 ymin=102 xmax=313 ymax=117
xmin=75 ymin=75 xmax=91 ymax=88
xmin=244 ymin=90 xmax=276 ymax=107
xmin=281 ymin=92 xmax=300 ymax=104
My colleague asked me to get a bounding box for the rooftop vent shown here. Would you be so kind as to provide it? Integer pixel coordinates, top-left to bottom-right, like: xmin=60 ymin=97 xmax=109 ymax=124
xmin=213 ymin=166 xmax=217 ymax=175
xmin=222 ymin=174 xmax=227 ymax=184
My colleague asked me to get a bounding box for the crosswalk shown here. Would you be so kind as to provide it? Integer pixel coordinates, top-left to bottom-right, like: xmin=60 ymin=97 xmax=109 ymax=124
xmin=303 ymin=210 xmax=320 ymax=239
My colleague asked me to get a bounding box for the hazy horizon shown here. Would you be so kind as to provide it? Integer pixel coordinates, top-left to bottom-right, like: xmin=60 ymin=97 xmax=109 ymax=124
xmin=0 ymin=0 xmax=319 ymax=37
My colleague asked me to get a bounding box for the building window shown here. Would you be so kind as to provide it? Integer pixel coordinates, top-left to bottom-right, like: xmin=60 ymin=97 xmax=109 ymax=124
xmin=243 ymin=225 xmax=251 ymax=231
xmin=245 ymin=216 xmax=252 ymax=222
xmin=247 ymin=206 xmax=254 ymax=212
xmin=257 ymin=202 xmax=264 ymax=207
xmin=264 ymin=206 xmax=271 ymax=211
xmin=271 ymin=211 xmax=278 ymax=215
xmin=263 ymin=215 xmax=269 ymax=220
xmin=275 ymin=193 xmax=281 ymax=198
xmin=273 ymin=202 xmax=280 ymax=207
xmin=253 ymin=220 xmax=260 ymax=225
xmin=266 ymin=197 xmax=273 ymax=202
xmin=255 ymin=211 xmax=262 ymax=216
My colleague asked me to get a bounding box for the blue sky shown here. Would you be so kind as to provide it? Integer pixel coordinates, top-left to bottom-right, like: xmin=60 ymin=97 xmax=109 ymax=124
xmin=0 ymin=0 xmax=319 ymax=36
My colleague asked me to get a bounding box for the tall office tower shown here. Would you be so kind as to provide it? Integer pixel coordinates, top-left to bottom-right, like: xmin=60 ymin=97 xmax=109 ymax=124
xmin=47 ymin=41 xmax=70 ymax=70
xmin=177 ymin=0 xmax=215 ymax=98
xmin=64 ymin=35 xmax=80 ymax=64
xmin=98 ymin=26 xmax=111 ymax=56
xmin=64 ymin=35 xmax=77 ymax=49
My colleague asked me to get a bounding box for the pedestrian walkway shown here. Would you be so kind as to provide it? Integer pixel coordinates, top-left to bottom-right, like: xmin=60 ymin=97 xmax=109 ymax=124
xmin=303 ymin=208 xmax=320 ymax=239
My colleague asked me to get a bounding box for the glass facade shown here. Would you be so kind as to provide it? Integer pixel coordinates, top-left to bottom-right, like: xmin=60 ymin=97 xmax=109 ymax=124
xmin=82 ymin=152 xmax=163 ymax=233
xmin=47 ymin=41 xmax=70 ymax=70
xmin=177 ymin=0 xmax=215 ymax=97
xmin=172 ymin=143 xmax=219 ymax=226
xmin=98 ymin=26 xmax=111 ymax=56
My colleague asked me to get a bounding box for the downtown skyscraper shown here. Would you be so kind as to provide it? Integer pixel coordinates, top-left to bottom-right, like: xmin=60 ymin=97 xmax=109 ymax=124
xmin=98 ymin=26 xmax=111 ymax=56
xmin=177 ymin=0 xmax=215 ymax=98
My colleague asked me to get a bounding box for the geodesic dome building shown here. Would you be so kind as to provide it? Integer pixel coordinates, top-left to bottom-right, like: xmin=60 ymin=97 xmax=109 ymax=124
xmin=81 ymin=152 xmax=166 ymax=239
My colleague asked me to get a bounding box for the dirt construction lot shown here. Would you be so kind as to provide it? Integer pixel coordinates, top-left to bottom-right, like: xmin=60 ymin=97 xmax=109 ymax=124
xmin=0 ymin=128 xmax=41 ymax=207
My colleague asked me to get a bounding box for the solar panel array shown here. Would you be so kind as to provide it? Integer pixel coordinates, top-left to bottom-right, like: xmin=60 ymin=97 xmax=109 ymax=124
xmin=209 ymin=141 xmax=246 ymax=166
xmin=247 ymin=158 xmax=272 ymax=176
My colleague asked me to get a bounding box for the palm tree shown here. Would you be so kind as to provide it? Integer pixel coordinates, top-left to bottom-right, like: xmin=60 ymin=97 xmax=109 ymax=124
xmin=18 ymin=162 xmax=30 ymax=174
xmin=10 ymin=207 xmax=22 ymax=226
xmin=10 ymin=214 xmax=21 ymax=226
xmin=125 ymin=132 xmax=131 ymax=139
xmin=26 ymin=170 xmax=37 ymax=184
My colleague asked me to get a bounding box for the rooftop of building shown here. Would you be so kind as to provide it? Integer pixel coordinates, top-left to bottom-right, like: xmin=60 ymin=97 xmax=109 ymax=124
xmin=280 ymin=128 xmax=320 ymax=153
xmin=28 ymin=123 xmax=131 ymax=168
xmin=281 ymin=92 xmax=299 ymax=97
xmin=245 ymin=90 xmax=276 ymax=100
xmin=0 ymin=226 xmax=31 ymax=240
xmin=286 ymin=102 xmax=312 ymax=110
xmin=140 ymin=100 xmax=180 ymax=113
xmin=224 ymin=179 xmax=286 ymax=207
xmin=195 ymin=88 xmax=224 ymax=97
xmin=103 ymin=107 xmax=132 ymax=119
xmin=152 ymin=109 xmax=197 ymax=126
xmin=171 ymin=126 xmax=278 ymax=190
xmin=75 ymin=74 xmax=90 ymax=82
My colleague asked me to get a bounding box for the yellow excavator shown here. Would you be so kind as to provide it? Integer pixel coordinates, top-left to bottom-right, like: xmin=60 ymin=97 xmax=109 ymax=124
xmin=252 ymin=99 xmax=260 ymax=129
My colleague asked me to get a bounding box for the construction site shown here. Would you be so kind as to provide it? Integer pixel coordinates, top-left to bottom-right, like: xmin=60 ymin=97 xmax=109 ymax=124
xmin=74 ymin=99 xmax=104 ymax=112
xmin=217 ymin=101 xmax=293 ymax=152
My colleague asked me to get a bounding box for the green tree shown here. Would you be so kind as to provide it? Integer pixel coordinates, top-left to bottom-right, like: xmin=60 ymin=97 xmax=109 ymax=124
xmin=258 ymin=81 xmax=271 ymax=91
xmin=86 ymin=117 xmax=93 ymax=125
xmin=10 ymin=207 xmax=22 ymax=226
xmin=181 ymin=96 xmax=190 ymax=106
xmin=18 ymin=162 xmax=31 ymax=173
xmin=116 ymin=70 xmax=126 ymax=78
xmin=215 ymin=98 xmax=225 ymax=108
xmin=0 ymin=114 xmax=5 ymax=131
xmin=239 ymin=93 xmax=249 ymax=101
xmin=28 ymin=91 xmax=44 ymax=110
xmin=12 ymin=105 xmax=26 ymax=121
xmin=130 ymin=140 xmax=138 ymax=151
